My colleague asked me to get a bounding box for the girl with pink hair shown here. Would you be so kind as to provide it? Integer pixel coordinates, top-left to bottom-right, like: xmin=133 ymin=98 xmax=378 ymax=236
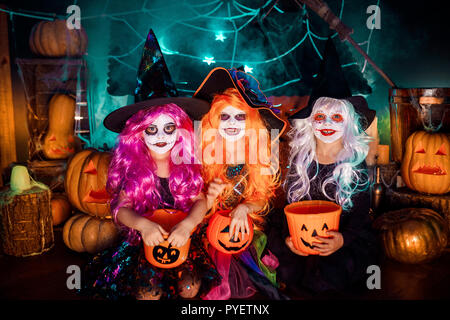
xmin=81 ymin=102 xmax=220 ymax=300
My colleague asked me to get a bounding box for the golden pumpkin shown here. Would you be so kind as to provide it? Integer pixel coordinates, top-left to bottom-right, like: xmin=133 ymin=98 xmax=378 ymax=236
xmin=51 ymin=194 xmax=72 ymax=226
xmin=29 ymin=19 xmax=88 ymax=57
xmin=42 ymin=94 xmax=81 ymax=160
xmin=401 ymin=131 xmax=450 ymax=195
xmin=62 ymin=213 xmax=119 ymax=254
xmin=65 ymin=149 xmax=111 ymax=218
xmin=374 ymin=208 xmax=448 ymax=264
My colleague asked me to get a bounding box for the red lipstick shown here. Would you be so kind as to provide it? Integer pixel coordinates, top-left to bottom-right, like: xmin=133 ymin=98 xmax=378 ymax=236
xmin=319 ymin=129 xmax=336 ymax=136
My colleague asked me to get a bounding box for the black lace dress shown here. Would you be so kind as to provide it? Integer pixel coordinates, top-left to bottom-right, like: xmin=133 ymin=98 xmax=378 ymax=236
xmin=266 ymin=162 xmax=379 ymax=295
xmin=79 ymin=177 xmax=221 ymax=300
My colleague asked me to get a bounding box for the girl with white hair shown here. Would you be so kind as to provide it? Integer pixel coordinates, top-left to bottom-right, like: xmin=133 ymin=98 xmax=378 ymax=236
xmin=266 ymin=95 xmax=379 ymax=296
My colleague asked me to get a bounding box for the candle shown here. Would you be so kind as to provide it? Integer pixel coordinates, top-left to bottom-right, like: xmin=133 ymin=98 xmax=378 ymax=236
xmin=377 ymin=145 xmax=390 ymax=165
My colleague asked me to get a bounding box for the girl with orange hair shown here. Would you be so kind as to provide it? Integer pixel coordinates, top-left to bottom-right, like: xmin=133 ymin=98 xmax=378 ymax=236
xmin=194 ymin=68 xmax=288 ymax=300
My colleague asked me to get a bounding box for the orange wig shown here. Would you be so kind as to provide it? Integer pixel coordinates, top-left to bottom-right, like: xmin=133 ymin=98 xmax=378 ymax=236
xmin=201 ymin=88 xmax=280 ymax=228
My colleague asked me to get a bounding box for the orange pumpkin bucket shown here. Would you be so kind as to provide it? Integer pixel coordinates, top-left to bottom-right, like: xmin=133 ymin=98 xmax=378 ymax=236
xmin=143 ymin=209 xmax=194 ymax=269
xmin=206 ymin=210 xmax=254 ymax=255
xmin=284 ymin=200 xmax=342 ymax=255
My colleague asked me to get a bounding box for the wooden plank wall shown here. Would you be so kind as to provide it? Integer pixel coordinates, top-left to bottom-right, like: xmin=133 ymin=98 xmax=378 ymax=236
xmin=0 ymin=7 xmax=17 ymax=186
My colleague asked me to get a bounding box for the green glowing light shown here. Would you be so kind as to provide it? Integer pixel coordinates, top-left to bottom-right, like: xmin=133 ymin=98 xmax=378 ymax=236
xmin=274 ymin=5 xmax=284 ymax=14
xmin=203 ymin=56 xmax=216 ymax=65
xmin=215 ymin=32 xmax=226 ymax=42
xmin=244 ymin=65 xmax=253 ymax=73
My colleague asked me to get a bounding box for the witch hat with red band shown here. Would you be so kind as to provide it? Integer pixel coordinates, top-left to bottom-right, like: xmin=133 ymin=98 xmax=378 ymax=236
xmin=193 ymin=67 xmax=287 ymax=137
xmin=104 ymin=29 xmax=210 ymax=133
xmin=289 ymin=37 xmax=376 ymax=131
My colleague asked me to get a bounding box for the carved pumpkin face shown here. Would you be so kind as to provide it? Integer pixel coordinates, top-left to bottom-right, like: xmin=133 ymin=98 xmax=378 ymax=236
xmin=43 ymin=133 xmax=79 ymax=159
xmin=153 ymin=243 xmax=180 ymax=264
xmin=284 ymin=200 xmax=342 ymax=255
xmin=65 ymin=149 xmax=111 ymax=217
xmin=42 ymin=94 xmax=81 ymax=159
xmin=401 ymin=131 xmax=450 ymax=195
xmin=207 ymin=210 xmax=253 ymax=254
xmin=143 ymin=209 xmax=193 ymax=269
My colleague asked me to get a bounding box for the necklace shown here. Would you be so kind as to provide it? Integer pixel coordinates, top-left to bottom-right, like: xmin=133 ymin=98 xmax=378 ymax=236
xmin=226 ymin=164 xmax=244 ymax=178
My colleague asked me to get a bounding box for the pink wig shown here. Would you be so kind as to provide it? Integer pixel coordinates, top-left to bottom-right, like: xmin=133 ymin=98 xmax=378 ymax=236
xmin=107 ymin=103 xmax=203 ymax=242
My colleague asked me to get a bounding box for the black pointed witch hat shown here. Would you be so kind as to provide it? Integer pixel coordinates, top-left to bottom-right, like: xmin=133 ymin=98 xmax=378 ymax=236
xmin=104 ymin=29 xmax=210 ymax=133
xmin=289 ymin=37 xmax=376 ymax=130
xmin=193 ymin=67 xmax=287 ymax=140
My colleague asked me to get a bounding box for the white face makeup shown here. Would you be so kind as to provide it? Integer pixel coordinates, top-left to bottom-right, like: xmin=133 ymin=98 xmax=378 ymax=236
xmin=143 ymin=114 xmax=177 ymax=154
xmin=311 ymin=103 xmax=346 ymax=143
xmin=218 ymin=105 xmax=246 ymax=142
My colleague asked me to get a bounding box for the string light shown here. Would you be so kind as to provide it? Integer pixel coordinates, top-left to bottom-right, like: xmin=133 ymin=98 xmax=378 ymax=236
xmin=244 ymin=65 xmax=253 ymax=73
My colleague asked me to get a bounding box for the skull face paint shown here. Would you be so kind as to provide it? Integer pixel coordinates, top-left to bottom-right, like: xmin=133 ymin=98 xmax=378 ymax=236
xmin=143 ymin=114 xmax=177 ymax=154
xmin=311 ymin=103 xmax=346 ymax=143
xmin=218 ymin=106 xmax=246 ymax=142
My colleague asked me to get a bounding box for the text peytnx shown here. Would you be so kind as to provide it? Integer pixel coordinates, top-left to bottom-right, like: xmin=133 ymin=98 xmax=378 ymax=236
xmin=180 ymin=304 xmax=270 ymax=317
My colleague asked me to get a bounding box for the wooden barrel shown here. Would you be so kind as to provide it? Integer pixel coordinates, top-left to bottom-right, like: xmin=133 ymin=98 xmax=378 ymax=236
xmin=0 ymin=186 xmax=54 ymax=257
xmin=389 ymin=88 xmax=450 ymax=163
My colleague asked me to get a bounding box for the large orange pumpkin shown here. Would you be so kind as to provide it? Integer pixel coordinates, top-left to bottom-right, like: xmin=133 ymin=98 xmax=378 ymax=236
xmin=143 ymin=209 xmax=193 ymax=269
xmin=62 ymin=213 xmax=119 ymax=254
xmin=65 ymin=149 xmax=111 ymax=218
xmin=29 ymin=19 xmax=88 ymax=57
xmin=401 ymin=131 xmax=450 ymax=195
xmin=42 ymin=94 xmax=81 ymax=159
xmin=374 ymin=208 xmax=448 ymax=264
xmin=207 ymin=210 xmax=254 ymax=254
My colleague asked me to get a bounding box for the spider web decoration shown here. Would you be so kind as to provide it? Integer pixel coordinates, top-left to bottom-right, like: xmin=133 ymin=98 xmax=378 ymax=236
xmin=103 ymin=0 xmax=372 ymax=98
xmin=5 ymin=0 xmax=380 ymax=149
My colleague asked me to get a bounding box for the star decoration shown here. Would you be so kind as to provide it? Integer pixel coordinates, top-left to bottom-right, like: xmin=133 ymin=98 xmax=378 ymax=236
xmin=244 ymin=65 xmax=253 ymax=73
xmin=215 ymin=32 xmax=226 ymax=42
xmin=203 ymin=57 xmax=216 ymax=65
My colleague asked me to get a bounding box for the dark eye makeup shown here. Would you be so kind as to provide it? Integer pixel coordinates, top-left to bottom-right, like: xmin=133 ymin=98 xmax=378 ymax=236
xmin=164 ymin=124 xmax=176 ymax=134
xmin=144 ymin=123 xmax=176 ymax=135
xmin=220 ymin=113 xmax=246 ymax=121
xmin=145 ymin=126 xmax=157 ymax=135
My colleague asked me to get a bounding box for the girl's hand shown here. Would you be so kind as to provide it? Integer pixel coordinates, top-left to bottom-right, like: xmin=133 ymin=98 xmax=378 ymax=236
xmin=206 ymin=178 xmax=231 ymax=209
xmin=285 ymin=237 xmax=308 ymax=256
xmin=139 ymin=219 xmax=169 ymax=247
xmin=167 ymin=221 xmax=193 ymax=247
xmin=229 ymin=203 xmax=251 ymax=241
xmin=312 ymin=231 xmax=344 ymax=256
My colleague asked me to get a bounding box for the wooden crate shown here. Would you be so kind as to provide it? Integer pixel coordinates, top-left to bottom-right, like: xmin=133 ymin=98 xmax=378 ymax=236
xmin=15 ymin=58 xmax=89 ymax=160
xmin=28 ymin=160 xmax=67 ymax=192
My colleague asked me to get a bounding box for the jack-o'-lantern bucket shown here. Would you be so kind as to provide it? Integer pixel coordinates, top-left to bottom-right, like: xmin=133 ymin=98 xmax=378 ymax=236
xmin=284 ymin=200 xmax=342 ymax=255
xmin=206 ymin=210 xmax=253 ymax=254
xmin=143 ymin=209 xmax=194 ymax=269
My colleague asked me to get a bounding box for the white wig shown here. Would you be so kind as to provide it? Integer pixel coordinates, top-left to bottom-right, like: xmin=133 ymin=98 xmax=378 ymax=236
xmin=285 ymin=97 xmax=372 ymax=210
